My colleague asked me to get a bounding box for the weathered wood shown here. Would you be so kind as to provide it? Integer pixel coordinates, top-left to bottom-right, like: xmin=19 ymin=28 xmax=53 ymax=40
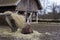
xmin=0 ymin=0 xmax=42 ymax=13
xmin=5 ymin=16 xmax=16 ymax=32
xmin=16 ymin=0 xmax=41 ymax=12
xmin=0 ymin=13 xmax=11 ymax=16
xmin=0 ymin=0 xmax=19 ymax=6
xmin=0 ymin=13 xmax=17 ymax=32
xmin=24 ymin=12 xmax=27 ymax=22
xmin=36 ymin=12 xmax=38 ymax=23
xmin=0 ymin=13 xmax=11 ymax=25
xmin=0 ymin=6 xmax=16 ymax=12
xmin=27 ymin=12 xmax=32 ymax=23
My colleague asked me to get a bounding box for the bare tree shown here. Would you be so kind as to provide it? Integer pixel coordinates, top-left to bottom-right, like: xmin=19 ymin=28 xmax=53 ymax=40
xmin=52 ymin=3 xmax=58 ymax=19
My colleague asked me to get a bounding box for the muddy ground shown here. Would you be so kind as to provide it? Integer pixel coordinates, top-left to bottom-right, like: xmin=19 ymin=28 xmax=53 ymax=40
xmin=31 ymin=22 xmax=60 ymax=40
xmin=0 ymin=22 xmax=60 ymax=40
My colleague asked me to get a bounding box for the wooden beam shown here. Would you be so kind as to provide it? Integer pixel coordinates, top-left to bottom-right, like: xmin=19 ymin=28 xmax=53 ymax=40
xmin=30 ymin=12 xmax=32 ymax=23
xmin=0 ymin=13 xmax=11 ymax=16
xmin=24 ymin=12 xmax=27 ymax=22
xmin=27 ymin=12 xmax=32 ymax=24
xmin=36 ymin=12 xmax=38 ymax=23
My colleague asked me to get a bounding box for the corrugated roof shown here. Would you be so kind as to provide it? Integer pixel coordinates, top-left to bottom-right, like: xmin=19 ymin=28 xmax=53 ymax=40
xmin=0 ymin=0 xmax=21 ymax=6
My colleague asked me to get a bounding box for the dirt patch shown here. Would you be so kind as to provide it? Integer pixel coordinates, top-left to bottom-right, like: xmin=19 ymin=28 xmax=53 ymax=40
xmin=0 ymin=22 xmax=60 ymax=40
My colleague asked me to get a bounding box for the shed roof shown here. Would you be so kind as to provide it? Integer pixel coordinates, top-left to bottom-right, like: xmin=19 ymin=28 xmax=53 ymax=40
xmin=0 ymin=0 xmax=42 ymax=12
xmin=0 ymin=0 xmax=42 ymax=8
xmin=16 ymin=0 xmax=42 ymax=12
xmin=0 ymin=0 xmax=21 ymax=6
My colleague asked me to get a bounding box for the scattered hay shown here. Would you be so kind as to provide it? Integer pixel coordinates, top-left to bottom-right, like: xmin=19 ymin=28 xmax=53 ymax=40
xmin=4 ymin=11 xmax=25 ymax=29
xmin=0 ymin=29 xmax=43 ymax=40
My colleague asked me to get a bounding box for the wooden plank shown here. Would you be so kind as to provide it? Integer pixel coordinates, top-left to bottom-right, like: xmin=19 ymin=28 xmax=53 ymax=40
xmin=0 ymin=13 xmax=11 ymax=16
xmin=24 ymin=12 xmax=27 ymax=22
xmin=27 ymin=12 xmax=32 ymax=23
xmin=36 ymin=12 xmax=38 ymax=23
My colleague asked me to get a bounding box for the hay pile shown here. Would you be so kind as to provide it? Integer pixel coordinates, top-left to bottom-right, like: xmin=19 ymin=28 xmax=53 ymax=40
xmin=0 ymin=11 xmax=44 ymax=40
xmin=0 ymin=29 xmax=42 ymax=40
xmin=4 ymin=11 xmax=25 ymax=29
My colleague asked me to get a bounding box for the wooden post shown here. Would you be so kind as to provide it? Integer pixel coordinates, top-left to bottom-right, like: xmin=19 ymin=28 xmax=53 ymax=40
xmin=27 ymin=0 xmax=30 ymax=11
xmin=24 ymin=12 xmax=27 ymax=23
xmin=27 ymin=12 xmax=32 ymax=23
xmin=30 ymin=12 xmax=32 ymax=23
xmin=36 ymin=12 xmax=38 ymax=23
xmin=15 ymin=11 xmax=19 ymax=14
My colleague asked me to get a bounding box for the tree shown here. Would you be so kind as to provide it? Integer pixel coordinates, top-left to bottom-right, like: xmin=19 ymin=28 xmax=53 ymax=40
xmin=52 ymin=3 xmax=58 ymax=19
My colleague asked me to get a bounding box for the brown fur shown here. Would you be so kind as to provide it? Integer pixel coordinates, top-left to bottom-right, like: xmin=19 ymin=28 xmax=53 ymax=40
xmin=21 ymin=24 xmax=33 ymax=34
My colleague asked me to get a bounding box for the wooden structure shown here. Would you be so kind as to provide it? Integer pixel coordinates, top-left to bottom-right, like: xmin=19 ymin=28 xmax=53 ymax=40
xmin=0 ymin=0 xmax=42 ymax=32
xmin=0 ymin=0 xmax=42 ymax=23
xmin=0 ymin=0 xmax=42 ymax=12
